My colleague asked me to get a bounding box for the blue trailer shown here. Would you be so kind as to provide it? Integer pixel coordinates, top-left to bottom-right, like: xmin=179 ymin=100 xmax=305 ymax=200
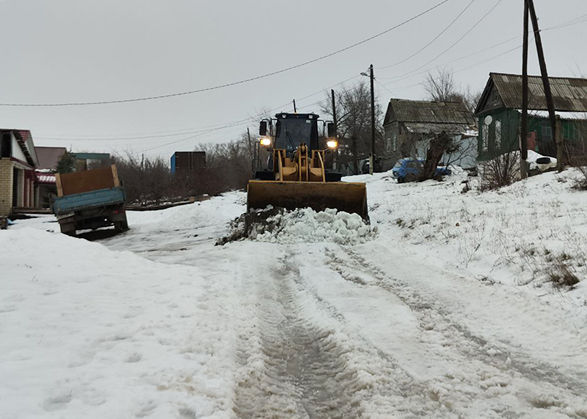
xmin=52 ymin=166 xmax=128 ymax=236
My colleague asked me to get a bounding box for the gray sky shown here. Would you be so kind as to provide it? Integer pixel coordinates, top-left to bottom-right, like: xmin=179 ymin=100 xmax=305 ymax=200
xmin=1 ymin=0 xmax=586 ymax=160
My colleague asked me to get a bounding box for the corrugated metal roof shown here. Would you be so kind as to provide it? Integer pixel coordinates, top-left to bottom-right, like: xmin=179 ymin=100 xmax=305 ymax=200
xmin=404 ymin=122 xmax=475 ymax=135
xmin=492 ymin=73 xmax=587 ymax=112
xmin=386 ymin=99 xmax=475 ymax=126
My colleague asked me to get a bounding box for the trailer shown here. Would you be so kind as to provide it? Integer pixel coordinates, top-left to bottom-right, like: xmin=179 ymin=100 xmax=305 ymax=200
xmin=52 ymin=165 xmax=128 ymax=236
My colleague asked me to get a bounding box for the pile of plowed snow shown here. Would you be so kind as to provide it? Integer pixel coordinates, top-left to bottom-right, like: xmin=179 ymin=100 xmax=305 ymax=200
xmin=218 ymin=207 xmax=374 ymax=245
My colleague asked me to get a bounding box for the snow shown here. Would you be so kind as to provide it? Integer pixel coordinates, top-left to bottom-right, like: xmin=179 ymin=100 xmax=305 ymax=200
xmin=3 ymin=171 xmax=587 ymax=418
xmin=246 ymin=207 xmax=373 ymax=245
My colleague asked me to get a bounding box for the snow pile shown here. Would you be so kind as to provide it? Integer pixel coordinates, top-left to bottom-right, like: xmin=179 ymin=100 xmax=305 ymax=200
xmin=252 ymin=207 xmax=373 ymax=244
xmin=219 ymin=207 xmax=373 ymax=245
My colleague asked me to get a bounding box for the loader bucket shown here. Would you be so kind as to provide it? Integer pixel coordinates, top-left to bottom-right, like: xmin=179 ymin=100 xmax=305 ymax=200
xmin=247 ymin=181 xmax=369 ymax=221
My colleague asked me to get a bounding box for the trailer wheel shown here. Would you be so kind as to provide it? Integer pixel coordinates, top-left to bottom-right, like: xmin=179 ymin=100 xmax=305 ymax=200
xmin=114 ymin=218 xmax=129 ymax=232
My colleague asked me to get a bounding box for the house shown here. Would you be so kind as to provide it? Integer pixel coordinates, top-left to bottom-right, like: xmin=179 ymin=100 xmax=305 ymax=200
xmin=171 ymin=151 xmax=206 ymax=176
xmin=0 ymin=129 xmax=39 ymax=216
xmin=475 ymin=72 xmax=587 ymax=161
xmin=35 ymin=146 xmax=67 ymax=208
xmin=382 ymin=99 xmax=477 ymax=170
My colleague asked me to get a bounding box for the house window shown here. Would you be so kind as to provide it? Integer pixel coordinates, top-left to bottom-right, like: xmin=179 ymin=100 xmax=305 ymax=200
xmin=482 ymin=125 xmax=488 ymax=152
xmin=1 ymin=132 xmax=12 ymax=158
xmin=542 ymin=122 xmax=552 ymax=142
xmin=393 ymin=133 xmax=397 ymax=151
xmin=495 ymin=120 xmax=502 ymax=151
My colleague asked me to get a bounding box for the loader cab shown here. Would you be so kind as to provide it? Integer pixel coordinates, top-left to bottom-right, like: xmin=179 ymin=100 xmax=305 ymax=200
xmin=274 ymin=113 xmax=320 ymax=154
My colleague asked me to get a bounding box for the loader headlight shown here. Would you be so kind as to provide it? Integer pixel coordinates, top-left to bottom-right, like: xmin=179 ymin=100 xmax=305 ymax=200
xmin=260 ymin=137 xmax=272 ymax=147
xmin=327 ymin=139 xmax=338 ymax=150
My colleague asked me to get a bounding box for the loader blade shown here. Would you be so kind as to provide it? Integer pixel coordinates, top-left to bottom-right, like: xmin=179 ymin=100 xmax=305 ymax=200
xmin=247 ymin=181 xmax=368 ymax=221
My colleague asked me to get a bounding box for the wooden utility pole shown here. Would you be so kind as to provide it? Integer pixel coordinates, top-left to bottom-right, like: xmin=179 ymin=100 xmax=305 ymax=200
xmin=556 ymin=115 xmax=563 ymax=171
xmin=369 ymin=64 xmax=376 ymax=175
xmin=520 ymin=0 xmax=529 ymax=179
xmin=293 ymin=99 xmax=297 ymax=113
xmin=527 ymin=0 xmax=558 ymax=166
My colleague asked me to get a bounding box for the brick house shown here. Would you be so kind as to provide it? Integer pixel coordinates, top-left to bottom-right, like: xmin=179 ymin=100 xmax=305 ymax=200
xmin=0 ymin=129 xmax=39 ymax=217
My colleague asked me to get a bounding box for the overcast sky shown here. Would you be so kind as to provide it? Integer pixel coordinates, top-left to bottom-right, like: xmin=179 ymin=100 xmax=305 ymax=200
xmin=1 ymin=0 xmax=586 ymax=160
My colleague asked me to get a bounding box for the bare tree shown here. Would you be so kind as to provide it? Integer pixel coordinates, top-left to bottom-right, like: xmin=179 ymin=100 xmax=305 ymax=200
xmin=420 ymin=132 xmax=459 ymax=181
xmin=424 ymin=69 xmax=460 ymax=102
xmin=321 ymin=81 xmax=384 ymax=174
xmin=112 ymin=152 xmax=172 ymax=205
xmin=424 ymin=69 xmax=482 ymax=113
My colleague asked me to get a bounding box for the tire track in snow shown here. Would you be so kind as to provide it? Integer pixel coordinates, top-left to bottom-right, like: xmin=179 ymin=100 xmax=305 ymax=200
xmin=325 ymin=247 xmax=587 ymax=417
xmin=233 ymin=256 xmax=364 ymax=419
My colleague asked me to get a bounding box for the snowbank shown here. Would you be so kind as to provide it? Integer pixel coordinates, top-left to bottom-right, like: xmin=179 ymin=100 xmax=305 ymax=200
xmin=0 ymin=228 xmax=238 ymax=419
xmin=364 ymin=168 xmax=587 ymax=326
xmin=229 ymin=207 xmax=374 ymax=245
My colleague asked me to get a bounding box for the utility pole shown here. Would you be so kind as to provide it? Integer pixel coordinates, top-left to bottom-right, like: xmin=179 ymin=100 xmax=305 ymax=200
xmin=248 ymin=127 xmax=255 ymax=175
xmin=369 ymin=64 xmax=376 ymax=175
xmin=331 ymin=89 xmax=338 ymax=170
xmin=520 ymin=0 xmax=529 ymax=179
xmin=293 ymin=99 xmax=297 ymax=113
xmin=527 ymin=0 xmax=558 ymax=168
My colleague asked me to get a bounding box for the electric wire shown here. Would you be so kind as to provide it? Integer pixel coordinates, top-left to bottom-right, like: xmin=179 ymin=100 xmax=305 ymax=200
xmin=0 ymin=1 xmax=449 ymax=108
xmin=378 ymin=0 xmax=477 ymax=70
xmin=401 ymin=0 xmax=503 ymax=77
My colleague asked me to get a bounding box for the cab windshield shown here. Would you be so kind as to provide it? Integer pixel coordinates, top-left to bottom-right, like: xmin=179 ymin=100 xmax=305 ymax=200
xmin=275 ymin=118 xmax=314 ymax=152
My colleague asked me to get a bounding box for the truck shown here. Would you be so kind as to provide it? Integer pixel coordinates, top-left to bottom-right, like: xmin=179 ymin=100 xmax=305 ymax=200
xmin=52 ymin=165 xmax=129 ymax=236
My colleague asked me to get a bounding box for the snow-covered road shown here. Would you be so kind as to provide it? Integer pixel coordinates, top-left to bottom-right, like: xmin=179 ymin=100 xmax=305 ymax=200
xmin=2 ymin=172 xmax=587 ymax=418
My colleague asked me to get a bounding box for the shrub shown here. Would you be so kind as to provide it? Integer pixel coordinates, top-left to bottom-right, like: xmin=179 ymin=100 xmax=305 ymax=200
xmin=479 ymin=151 xmax=520 ymax=191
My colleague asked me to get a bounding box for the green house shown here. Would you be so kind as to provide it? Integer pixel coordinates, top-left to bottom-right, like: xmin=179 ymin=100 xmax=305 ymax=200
xmin=475 ymin=73 xmax=587 ymax=161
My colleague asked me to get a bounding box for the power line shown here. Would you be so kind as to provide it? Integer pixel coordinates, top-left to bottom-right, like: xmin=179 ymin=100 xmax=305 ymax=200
xmin=0 ymin=1 xmax=450 ymax=108
xmin=400 ymin=0 xmax=503 ymax=77
xmin=381 ymin=12 xmax=586 ymax=89
xmin=391 ymin=44 xmax=523 ymax=94
xmin=36 ymin=76 xmax=362 ymax=142
xmin=374 ymin=78 xmax=395 ymax=96
xmin=378 ymin=0 xmax=477 ymax=70
xmin=382 ymin=36 xmax=519 ymax=86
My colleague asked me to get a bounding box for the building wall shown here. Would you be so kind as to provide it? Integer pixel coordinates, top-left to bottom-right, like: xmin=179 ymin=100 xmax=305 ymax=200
xmin=381 ymin=121 xmax=402 ymax=171
xmin=11 ymin=136 xmax=27 ymax=163
xmin=477 ymin=107 xmax=587 ymax=161
xmin=0 ymin=159 xmax=14 ymax=216
xmin=16 ymin=168 xmax=24 ymax=207
xmin=477 ymin=108 xmax=521 ymax=161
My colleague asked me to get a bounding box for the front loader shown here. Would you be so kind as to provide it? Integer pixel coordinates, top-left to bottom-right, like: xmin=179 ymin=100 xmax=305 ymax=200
xmin=247 ymin=112 xmax=368 ymax=220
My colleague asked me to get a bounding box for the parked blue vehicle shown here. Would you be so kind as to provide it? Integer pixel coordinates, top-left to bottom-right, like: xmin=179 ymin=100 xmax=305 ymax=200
xmin=391 ymin=158 xmax=452 ymax=183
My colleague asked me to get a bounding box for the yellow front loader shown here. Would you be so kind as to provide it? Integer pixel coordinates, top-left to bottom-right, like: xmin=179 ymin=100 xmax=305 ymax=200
xmin=247 ymin=112 xmax=368 ymax=220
